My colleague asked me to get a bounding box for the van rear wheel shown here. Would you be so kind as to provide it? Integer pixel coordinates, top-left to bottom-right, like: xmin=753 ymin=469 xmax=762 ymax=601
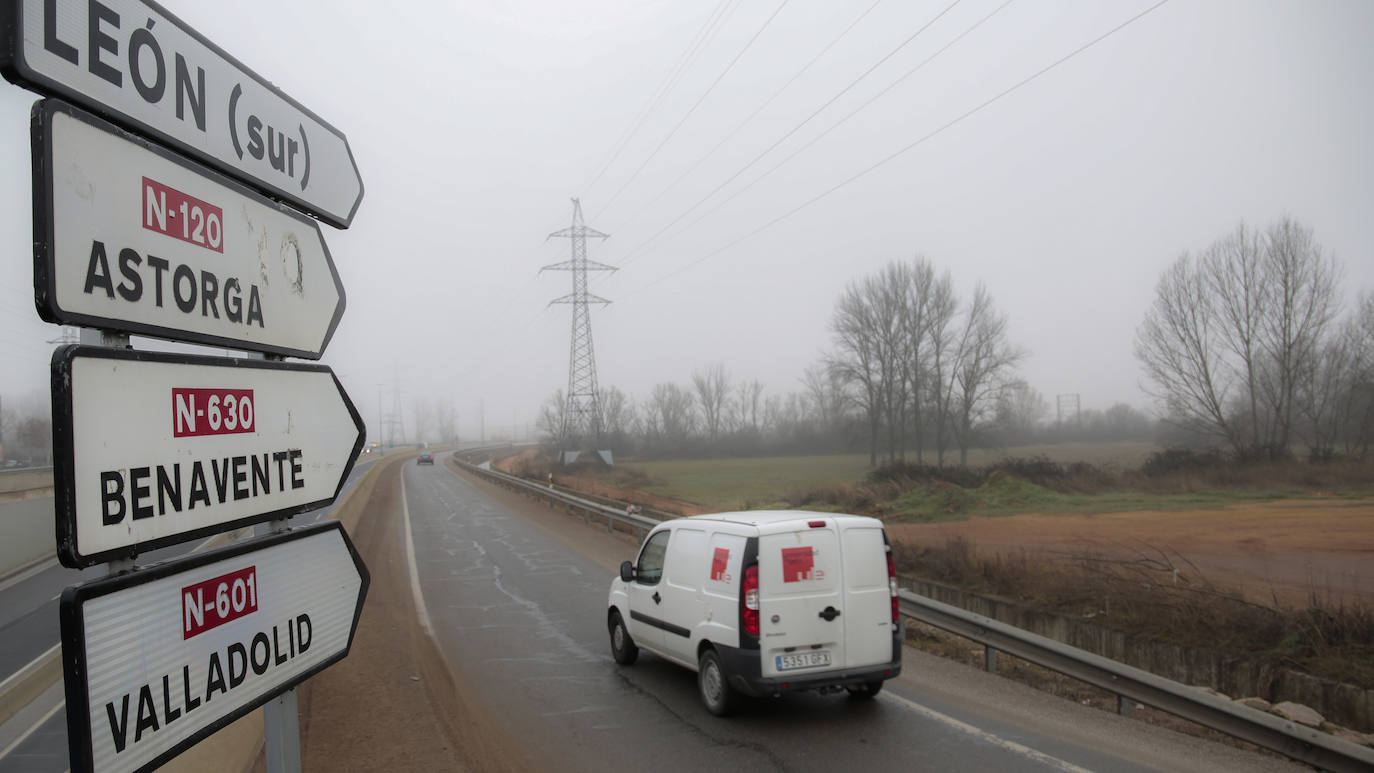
xmin=609 ymin=611 xmax=638 ymax=665
xmin=845 ymin=681 xmax=883 ymax=699
xmin=698 ymin=649 xmax=735 ymax=716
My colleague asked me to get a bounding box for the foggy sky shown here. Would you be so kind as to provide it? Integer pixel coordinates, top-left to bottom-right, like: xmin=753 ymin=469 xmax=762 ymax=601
xmin=1 ymin=0 xmax=1371 ymax=442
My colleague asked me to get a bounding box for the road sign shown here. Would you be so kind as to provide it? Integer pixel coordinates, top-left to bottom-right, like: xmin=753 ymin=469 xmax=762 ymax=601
xmin=0 ymin=0 xmax=363 ymax=227
xmin=60 ymin=520 xmax=369 ymax=773
xmin=33 ymin=99 xmax=345 ymax=359
xmin=52 ymin=345 xmax=365 ymax=568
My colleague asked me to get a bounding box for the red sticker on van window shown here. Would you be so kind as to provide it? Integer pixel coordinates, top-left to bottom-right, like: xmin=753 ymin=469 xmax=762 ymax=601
xmin=781 ymin=547 xmax=815 ymax=583
xmin=710 ymin=548 xmax=730 ymax=581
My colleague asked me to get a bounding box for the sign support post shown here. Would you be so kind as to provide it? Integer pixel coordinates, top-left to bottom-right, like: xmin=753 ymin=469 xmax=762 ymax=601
xmin=250 ymin=345 xmax=302 ymax=773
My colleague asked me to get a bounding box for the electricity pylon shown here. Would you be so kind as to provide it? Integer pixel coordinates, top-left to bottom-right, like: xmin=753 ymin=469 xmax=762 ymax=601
xmin=542 ymin=198 xmax=614 ymax=458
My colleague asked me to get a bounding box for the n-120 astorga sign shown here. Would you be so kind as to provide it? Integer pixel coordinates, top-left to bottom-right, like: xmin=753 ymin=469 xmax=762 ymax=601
xmin=0 ymin=0 xmax=363 ymax=227
xmin=33 ymin=100 xmax=346 ymax=359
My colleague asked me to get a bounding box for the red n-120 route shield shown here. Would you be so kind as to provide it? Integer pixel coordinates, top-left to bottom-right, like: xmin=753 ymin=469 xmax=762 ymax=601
xmin=51 ymin=345 xmax=366 ymax=567
xmin=60 ymin=521 xmax=369 ymax=773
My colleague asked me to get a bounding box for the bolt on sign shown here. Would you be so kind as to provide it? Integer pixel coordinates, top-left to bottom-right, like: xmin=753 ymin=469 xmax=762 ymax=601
xmin=51 ymin=346 xmax=366 ymax=567
xmin=32 ymin=99 xmax=346 ymax=359
xmin=0 ymin=0 xmax=364 ymax=227
xmin=60 ymin=521 xmax=369 ymax=773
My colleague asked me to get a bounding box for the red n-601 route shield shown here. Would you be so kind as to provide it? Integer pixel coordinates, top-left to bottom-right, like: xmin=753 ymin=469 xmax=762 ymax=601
xmin=61 ymin=521 xmax=369 ymax=773
xmin=51 ymin=345 xmax=366 ymax=568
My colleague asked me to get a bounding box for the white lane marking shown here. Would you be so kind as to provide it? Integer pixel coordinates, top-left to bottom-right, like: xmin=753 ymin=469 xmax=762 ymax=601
xmin=0 ymin=696 xmax=63 ymax=762
xmin=0 ymin=557 xmax=59 ymax=594
xmin=882 ymin=691 xmax=1096 ymax=773
xmin=401 ymin=470 xmax=434 ymax=636
xmin=0 ymin=644 xmax=60 ymax=697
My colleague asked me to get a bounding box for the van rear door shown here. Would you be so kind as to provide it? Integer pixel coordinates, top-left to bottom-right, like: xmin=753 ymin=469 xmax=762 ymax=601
xmin=836 ymin=523 xmax=893 ymax=668
xmin=757 ymin=524 xmax=845 ymax=677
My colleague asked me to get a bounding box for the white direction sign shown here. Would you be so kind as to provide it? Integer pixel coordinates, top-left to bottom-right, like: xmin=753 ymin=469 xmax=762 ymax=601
xmin=1 ymin=0 xmax=363 ymax=227
xmin=34 ymin=100 xmax=345 ymax=359
xmin=61 ymin=521 xmax=369 ymax=773
xmin=52 ymin=346 xmax=365 ymax=568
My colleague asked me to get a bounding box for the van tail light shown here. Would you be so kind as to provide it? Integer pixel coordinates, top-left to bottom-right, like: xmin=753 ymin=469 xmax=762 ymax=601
xmin=886 ymin=552 xmax=899 ymax=623
xmin=742 ymin=564 xmax=760 ymax=637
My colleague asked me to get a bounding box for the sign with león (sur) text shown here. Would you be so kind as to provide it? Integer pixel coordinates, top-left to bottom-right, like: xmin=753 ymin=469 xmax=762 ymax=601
xmin=33 ymin=99 xmax=346 ymax=359
xmin=61 ymin=521 xmax=369 ymax=773
xmin=51 ymin=345 xmax=365 ymax=568
xmin=0 ymin=0 xmax=363 ymax=227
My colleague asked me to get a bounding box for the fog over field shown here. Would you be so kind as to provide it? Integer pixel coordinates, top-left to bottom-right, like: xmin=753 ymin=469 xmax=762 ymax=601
xmin=0 ymin=0 xmax=1370 ymax=443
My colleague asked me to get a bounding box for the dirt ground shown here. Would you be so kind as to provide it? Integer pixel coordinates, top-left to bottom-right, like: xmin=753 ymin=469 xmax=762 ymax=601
xmin=888 ymin=497 xmax=1374 ymax=607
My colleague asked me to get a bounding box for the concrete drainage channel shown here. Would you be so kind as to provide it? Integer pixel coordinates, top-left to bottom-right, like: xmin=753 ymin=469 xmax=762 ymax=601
xmin=452 ymin=450 xmax=1374 ymax=773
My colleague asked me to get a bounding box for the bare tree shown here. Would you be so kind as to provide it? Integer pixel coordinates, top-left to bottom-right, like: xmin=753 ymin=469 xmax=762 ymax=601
xmin=990 ymin=380 xmax=1047 ymax=446
xmin=537 ymin=390 xmax=568 ymax=450
xmin=1136 ymin=253 xmax=1235 ymax=448
xmin=647 ymin=382 xmax=696 ymax=449
xmin=801 ymin=363 xmax=848 ymax=436
xmin=600 ymin=386 xmax=634 ymax=438
xmin=925 ymin=270 xmax=959 ymax=465
xmin=730 ymin=378 xmax=764 ymax=435
xmin=1255 ymin=217 xmax=1340 ymax=455
xmin=830 ymin=281 xmax=884 ymax=465
xmin=692 ymin=363 xmax=731 ymax=442
xmin=950 ymin=284 xmax=1025 ymax=465
xmin=902 ymin=257 xmax=937 ymax=463
xmin=1136 ymin=217 xmax=1343 ymax=458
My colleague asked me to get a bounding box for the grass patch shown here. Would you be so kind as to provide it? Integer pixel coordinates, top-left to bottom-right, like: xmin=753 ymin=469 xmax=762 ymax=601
xmin=884 ymin=475 xmax=1291 ymax=522
xmin=621 ymin=454 xmax=873 ymax=512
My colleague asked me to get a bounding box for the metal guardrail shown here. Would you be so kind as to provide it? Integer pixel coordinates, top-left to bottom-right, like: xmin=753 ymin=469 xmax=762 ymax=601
xmin=902 ymin=593 xmax=1374 ymax=772
xmin=452 ymin=451 xmax=1374 ymax=771
xmin=451 ymin=452 xmax=660 ymax=540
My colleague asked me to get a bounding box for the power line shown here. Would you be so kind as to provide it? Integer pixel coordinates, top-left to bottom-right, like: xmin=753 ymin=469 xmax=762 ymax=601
xmin=620 ymin=0 xmax=887 ymax=228
xmin=611 ymin=0 xmax=964 ymax=267
xmin=580 ymin=0 xmax=738 ymax=198
xmin=624 ymin=0 xmax=1017 ymax=265
xmin=594 ymin=0 xmax=792 ymax=221
xmin=640 ymin=0 xmax=1173 ymax=290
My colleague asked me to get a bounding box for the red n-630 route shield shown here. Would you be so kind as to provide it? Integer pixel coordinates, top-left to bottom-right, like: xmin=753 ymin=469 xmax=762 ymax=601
xmin=61 ymin=521 xmax=369 ymax=773
xmin=51 ymin=345 xmax=366 ymax=568
xmin=32 ymin=99 xmax=346 ymax=359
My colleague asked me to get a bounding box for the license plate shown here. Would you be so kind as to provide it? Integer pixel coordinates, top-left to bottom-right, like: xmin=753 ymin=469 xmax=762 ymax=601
xmin=776 ymin=651 xmax=830 ymax=671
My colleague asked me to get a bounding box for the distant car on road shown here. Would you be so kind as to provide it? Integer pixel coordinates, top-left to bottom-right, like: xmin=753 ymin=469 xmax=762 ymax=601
xmin=417 ymin=453 xmax=435 ymax=465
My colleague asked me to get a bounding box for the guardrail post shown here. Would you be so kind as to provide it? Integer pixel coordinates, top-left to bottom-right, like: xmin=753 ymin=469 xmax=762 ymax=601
xmin=984 ymin=647 xmax=998 ymax=673
xmin=1117 ymin=695 xmax=1134 ymax=716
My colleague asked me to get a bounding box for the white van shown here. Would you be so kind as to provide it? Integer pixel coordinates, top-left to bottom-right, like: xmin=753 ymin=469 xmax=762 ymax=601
xmin=606 ymin=511 xmax=902 ymax=715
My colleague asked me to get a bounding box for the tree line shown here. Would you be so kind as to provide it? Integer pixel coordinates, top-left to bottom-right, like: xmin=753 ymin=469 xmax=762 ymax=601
xmin=540 ymin=256 xmax=1082 ymax=465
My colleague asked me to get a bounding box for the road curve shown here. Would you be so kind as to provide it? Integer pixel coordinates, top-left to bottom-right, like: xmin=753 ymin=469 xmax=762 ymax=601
xmin=403 ymin=459 xmax=1303 ymax=773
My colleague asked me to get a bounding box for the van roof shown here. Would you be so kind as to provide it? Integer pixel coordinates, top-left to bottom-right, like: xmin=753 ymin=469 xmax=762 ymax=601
xmin=684 ymin=510 xmax=881 ymax=530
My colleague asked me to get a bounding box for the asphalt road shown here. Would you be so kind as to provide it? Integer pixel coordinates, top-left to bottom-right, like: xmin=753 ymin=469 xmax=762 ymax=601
xmin=0 ymin=455 xmax=380 ymax=773
xmin=404 ymin=460 xmax=1304 ymax=773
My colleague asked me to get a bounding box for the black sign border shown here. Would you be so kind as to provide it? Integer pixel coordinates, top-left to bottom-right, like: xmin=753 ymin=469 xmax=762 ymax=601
xmin=51 ymin=345 xmax=367 ymax=568
xmin=31 ymin=99 xmax=346 ymax=360
xmin=60 ymin=520 xmax=371 ymax=773
xmin=0 ymin=0 xmax=363 ymax=228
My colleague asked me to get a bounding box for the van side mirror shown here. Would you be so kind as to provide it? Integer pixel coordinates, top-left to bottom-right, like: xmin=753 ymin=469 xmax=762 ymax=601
xmin=619 ymin=561 xmax=635 ymax=582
